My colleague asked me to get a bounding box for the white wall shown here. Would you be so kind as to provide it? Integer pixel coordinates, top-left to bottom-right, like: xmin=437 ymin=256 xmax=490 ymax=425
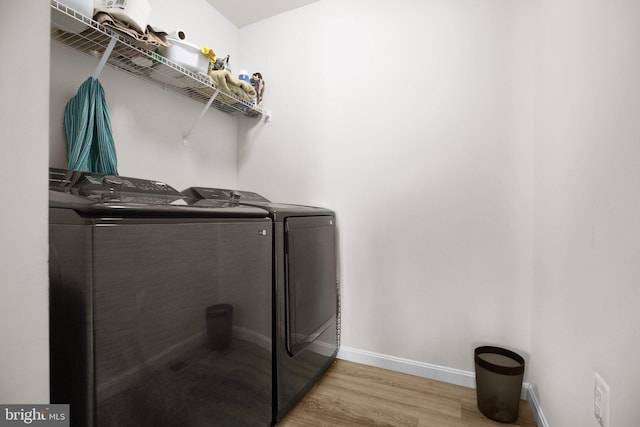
xmin=532 ymin=0 xmax=640 ymax=425
xmin=238 ymin=0 xmax=534 ymax=373
xmin=0 ymin=0 xmax=50 ymax=402
xmin=50 ymin=0 xmax=241 ymax=190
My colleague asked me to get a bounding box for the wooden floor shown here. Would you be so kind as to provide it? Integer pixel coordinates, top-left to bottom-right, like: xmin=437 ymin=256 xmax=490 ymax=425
xmin=278 ymin=360 xmax=538 ymax=427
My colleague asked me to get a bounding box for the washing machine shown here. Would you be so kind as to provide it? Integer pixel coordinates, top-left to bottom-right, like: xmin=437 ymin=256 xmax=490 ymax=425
xmin=49 ymin=168 xmax=273 ymax=427
xmin=182 ymin=187 xmax=339 ymax=424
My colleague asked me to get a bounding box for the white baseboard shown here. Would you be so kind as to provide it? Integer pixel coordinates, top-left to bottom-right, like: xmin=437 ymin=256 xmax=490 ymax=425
xmin=525 ymin=383 xmax=550 ymax=427
xmin=337 ymin=346 xmax=548 ymax=426
xmin=337 ymin=346 xmax=477 ymax=388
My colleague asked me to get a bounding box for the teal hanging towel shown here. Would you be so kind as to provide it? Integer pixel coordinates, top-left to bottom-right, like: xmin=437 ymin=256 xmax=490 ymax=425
xmin=64 ymin=77 xmax=118 ymax=175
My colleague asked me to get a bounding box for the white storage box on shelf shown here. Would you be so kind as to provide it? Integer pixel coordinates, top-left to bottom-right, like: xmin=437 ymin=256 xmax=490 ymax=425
xmin=94 ymin=0 xmax=151 ymax=33
xmin=158 ymin=38 xmax=209 ymax=74
xmin=57 ymin=0 xmax=93 ymax=33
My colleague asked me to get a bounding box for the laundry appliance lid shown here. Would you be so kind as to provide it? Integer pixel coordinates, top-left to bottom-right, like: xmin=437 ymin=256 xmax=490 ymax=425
xmin=182 ymin=186 xmax=335 ymax=220
xmin=49 ymin=168 xmax=269 ymax=218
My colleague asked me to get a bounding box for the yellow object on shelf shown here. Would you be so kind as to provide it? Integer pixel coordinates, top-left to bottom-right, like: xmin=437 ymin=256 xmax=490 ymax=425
xmin=201 ymin=47 xmax=217 ymax=63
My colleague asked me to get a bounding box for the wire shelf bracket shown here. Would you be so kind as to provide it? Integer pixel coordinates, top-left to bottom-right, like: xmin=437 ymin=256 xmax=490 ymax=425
xmin=183 ymin=89 xmax=220 ymax=145
xmin=92 ymin=35 xmax=118 ymax=80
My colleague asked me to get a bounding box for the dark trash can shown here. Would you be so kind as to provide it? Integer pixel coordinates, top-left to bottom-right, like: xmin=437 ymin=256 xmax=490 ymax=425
xmin=206 ymin=304 xmax=233 ymax=350
xmin=474 ymin=346 xmax=525 ymax=423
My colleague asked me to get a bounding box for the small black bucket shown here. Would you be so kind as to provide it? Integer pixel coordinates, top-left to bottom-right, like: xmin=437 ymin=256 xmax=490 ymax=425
xmin=206 ymin=304 xmax=233 ymax=350
xmin=474 ymin=346 xmax=525 ymax=423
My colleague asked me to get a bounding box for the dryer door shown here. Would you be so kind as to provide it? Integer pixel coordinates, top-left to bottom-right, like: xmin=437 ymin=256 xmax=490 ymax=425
xmin=284 ymin=215 xmax=337 ymax=357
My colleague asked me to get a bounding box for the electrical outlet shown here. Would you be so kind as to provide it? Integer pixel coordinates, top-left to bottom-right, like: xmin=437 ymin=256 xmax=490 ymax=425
xmin=594 ymin=373 xmax=610 ymax=427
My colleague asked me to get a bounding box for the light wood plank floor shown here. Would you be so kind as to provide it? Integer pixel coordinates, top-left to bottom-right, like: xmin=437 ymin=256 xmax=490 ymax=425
xmin=278 ymin=359 xmax=537 ymax=427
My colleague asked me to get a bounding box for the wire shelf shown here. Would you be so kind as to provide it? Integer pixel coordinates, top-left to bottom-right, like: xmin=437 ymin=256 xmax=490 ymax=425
xmin=50 ymin=0 xmax=264 ymax=118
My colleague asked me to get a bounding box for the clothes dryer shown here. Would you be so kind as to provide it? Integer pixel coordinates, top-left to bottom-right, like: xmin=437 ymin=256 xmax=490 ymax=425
xmin=49 ymin=169 xmax=273 ymax=427
xmin=182 ymin=187 xmax=339 ymax=424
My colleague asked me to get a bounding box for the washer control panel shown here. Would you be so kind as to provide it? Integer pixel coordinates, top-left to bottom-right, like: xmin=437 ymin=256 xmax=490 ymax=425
xmin=49 ymin=168 xmax=183 ymax=204
xmin=183 ymin=186 xmax=270 ymax=203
